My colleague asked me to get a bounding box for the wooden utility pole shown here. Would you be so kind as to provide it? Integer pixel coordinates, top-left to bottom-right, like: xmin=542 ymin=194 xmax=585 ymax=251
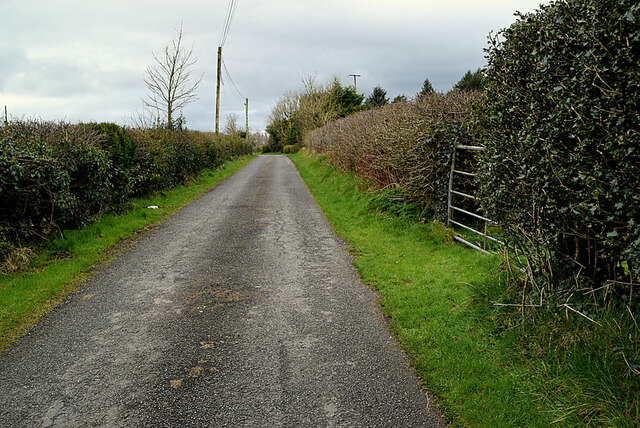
xmin=215 ymin=46 xmax=222 ymax=134
xmin=348 ymin=73 xmax=362 ymax=92
xmin=245 ymin=98 xmax=249 ymax=136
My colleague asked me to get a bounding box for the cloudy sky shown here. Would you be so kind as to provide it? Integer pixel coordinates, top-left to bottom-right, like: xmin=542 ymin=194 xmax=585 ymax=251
xmin=1 ymin=0 xmax=547 ymax=132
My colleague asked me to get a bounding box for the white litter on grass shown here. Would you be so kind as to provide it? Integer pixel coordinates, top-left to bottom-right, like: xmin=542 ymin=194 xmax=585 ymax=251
xmin=147 ymin=205 xmax=159 ymax=209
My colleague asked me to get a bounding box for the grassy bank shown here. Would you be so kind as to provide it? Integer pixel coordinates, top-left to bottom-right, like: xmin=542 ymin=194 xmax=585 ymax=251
xmin=290 ymin=150 xmax=552 ymax=426
xmin=292 ymin=149 xmax=639 ymax=426
xmin=0 ymin=155 xmax=255 ymax=353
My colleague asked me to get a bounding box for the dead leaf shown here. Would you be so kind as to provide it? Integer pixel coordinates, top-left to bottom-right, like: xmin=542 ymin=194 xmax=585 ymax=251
xmin=188 ymin=366 xmax=203 ymax=378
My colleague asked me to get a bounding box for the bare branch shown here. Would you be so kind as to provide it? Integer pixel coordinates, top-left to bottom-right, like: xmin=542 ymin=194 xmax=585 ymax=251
xmin=142 ymin=22 xmax=201 ymax=128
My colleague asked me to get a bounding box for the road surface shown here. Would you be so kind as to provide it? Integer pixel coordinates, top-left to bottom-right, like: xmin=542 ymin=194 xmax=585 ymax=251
xmin=0 ymin=155 xmax=445 ymax=427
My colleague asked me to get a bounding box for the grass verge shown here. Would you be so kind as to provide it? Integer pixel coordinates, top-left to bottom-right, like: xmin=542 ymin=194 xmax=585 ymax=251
xmin=0 ymin=155 xmax=255 ymax=354
xmin=291 ymin=149 xmax=639 ymax=426
xmin=289 ymin=150 xmax=551 ymax=426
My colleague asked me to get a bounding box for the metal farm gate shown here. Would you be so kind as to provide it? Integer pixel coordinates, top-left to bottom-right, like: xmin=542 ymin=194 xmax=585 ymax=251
xmin=446 ymin=144 xmax=503 ymax=254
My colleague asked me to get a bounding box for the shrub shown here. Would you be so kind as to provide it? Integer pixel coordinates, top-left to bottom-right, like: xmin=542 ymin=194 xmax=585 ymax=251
xmin=54 ymin=135 xmax=114 ymax=227
xmin=126 ymin=128 xmax=165 ymax=196
xmin=0 ymin=121 xmax=115 ymax=238
xmin=283 ymin=144 xmax=301 ymax=154
xmin=89 ymin=123 xmax=136 ymax=207
xmin=0 ymin=135 xmax=72 ymax=242
xmin=91 ymin=122 xmax=136 ymax=170
xmin=477 ymin=0 xmax=639 ymax=306
xmin=258 ymin=144 xmax=272 ymax=153
xmin=266 ymin=77 xmax=365 ymax=149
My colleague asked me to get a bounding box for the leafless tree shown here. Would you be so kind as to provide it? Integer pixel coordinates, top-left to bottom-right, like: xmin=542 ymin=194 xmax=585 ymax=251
xmin=143 ymin=23 xmax=202 ymax=129
xmin=223 ymin=113 xmax=239 ymax=136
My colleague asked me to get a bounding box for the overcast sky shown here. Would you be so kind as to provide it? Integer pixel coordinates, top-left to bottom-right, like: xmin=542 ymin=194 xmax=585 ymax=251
xmin=1 ymin=0 xmax=547 ymax=132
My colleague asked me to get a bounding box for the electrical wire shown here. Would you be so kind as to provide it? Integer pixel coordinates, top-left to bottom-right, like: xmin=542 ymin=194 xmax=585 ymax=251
xmin=217 ymin=0 xmax=248 ymax=128
xmin=219 ymin=0 xmax=233 ymax=46
xmin=222 ymin=57 xmax=246 ymax=100
xmin=219 ymin=0 xmax=239 ymax=47
xmin=224 ymin=0 xmax=239 ymax=46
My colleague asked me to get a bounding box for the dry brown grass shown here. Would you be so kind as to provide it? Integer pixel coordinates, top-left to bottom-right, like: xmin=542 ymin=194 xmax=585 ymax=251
xmin=0 ymin=247 xmax=35 ymax=275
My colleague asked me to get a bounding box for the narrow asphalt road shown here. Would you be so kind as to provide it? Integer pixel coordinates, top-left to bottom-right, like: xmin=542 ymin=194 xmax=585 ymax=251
xmin=0 ymin=155 xmax=445 ymax=427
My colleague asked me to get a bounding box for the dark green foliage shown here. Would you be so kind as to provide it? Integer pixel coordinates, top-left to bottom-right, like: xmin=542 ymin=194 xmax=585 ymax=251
xmin=89 ymin=122 xmax=137 ymax=207
xmin=127 ymin=129 xmax=252 ymax=196
xmin=477 ymin=0 xmax=639 ymax=306
xmin=258 ymin=144 xmax=273 ymax=153
xmin=419 ymin=78 xmax=435 ymax=96
xmin=284 ymin=121 xmax=301 ymax=147
xmin=0 ymin=137 xmax=72 ymax=243
xmin=53 ymin=135 xmax=114 ymax=227
xmin=91 ymin=122 xmax=136 ymax=170
xmin=330 ymin=82 xmax=364 ymax=117
xmin=0 ymin=121 xmax=114 ymax=238
xmin=0 ymin=120 xmax=252 ymax=261
xmin=266 ymin=118 xmax=293 ymax=152
xmin=392 ymin=94 xmax=407 ymax=104
xmin=453 ymin=69 xmax=485 ymax=92
xmin=364 ymin=86 xmax=389 ymax=109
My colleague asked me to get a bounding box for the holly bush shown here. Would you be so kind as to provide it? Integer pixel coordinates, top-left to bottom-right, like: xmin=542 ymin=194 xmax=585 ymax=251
xmin=477 ymin=0 xmax=640 ymax=304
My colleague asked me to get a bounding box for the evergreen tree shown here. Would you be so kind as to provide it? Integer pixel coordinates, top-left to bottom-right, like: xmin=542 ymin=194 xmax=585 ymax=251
xmin=329 ymin=81 xmax=364 ymax=117
xmin=364 ymin=86 xmax=389 ymax=109
xmin=419 ymin=78 xmax=435 ymax=96
xmin=453 ymin=69 xmax=485 ymax=91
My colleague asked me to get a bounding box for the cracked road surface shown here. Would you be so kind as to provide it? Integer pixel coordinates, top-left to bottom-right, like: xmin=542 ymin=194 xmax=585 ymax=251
xmin=0 ymin=155 xmax=444 ymax=427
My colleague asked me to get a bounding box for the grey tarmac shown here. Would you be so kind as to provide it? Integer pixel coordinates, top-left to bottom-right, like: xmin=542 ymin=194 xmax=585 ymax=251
xmin=0 ymin=155 xmax=445 ymax=427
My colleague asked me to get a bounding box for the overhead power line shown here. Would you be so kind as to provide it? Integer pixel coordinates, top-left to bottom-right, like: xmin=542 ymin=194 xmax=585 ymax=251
xmin=220 ymin=0 xmax=239 ymax=47
xmin=222 ymin=57 xmax=246 ymax=100
xmin=216 ymin=0 xmax=241 ymax=133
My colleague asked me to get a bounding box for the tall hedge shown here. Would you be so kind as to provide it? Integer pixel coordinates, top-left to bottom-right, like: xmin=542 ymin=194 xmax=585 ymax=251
xmin=477 ymin=0 xmax=640 ymax=302
xmin=306 ymin=92 xmax=479 ymax=220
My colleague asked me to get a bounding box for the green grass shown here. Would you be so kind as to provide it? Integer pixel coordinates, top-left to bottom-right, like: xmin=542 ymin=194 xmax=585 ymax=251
xmin=290 ymin=150 xmax=551 ymax=426
xmin=291 ymin=149 xmax=639 ymax=427
xmin=0 ymin=155 xmax=255 ymax=353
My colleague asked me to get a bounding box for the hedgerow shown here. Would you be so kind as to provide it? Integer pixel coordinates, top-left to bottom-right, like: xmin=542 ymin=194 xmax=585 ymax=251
xmin=477 ymin=0 xmax=639 ymax=308
xmin=0 ymin=120 xmax=252 ymax=264
xmin=298 ymin=0 xmax=639 ymax=422
xmin=305 ymin=92 xmax=479 ymax=220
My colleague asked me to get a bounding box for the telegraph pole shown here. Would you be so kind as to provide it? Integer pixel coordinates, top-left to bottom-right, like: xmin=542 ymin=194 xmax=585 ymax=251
xmin=215 ymin=47 xmax=222 ymax=134
xmin=245 ymin=98 xmax=249 ymax=136
xmin=348 ymin=73 xmax=362 ymax=92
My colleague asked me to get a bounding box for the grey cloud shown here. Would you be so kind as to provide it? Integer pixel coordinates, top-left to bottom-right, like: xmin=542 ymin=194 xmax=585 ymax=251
xmin=1 ymin=0 xmax=547 ymax=131
xmin=5 ymin=56 xmax=100 ymax=97
xmin=0 ymin=47 xmax=29 ymax=91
